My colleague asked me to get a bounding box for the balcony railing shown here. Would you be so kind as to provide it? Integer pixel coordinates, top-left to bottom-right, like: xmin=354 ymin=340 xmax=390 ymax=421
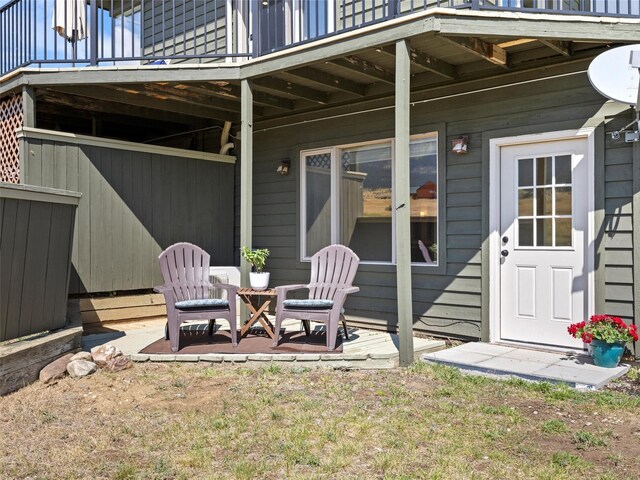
xmin=1 ymin=0 xmax=639 ymax=78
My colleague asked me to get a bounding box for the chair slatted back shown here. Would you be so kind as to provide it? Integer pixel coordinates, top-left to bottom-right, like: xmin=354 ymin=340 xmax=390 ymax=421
xmin=308 ymin=245 xmax=359 ymax=301
xmin=158 ymin=242 xmax=211 ymax=302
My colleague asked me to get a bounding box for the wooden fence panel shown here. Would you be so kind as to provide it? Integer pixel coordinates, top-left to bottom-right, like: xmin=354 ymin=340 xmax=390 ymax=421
xmin=0 ymin=183 xmax=80 ymax=341
xmin=19 ymin=128 xmax=236 ymax=294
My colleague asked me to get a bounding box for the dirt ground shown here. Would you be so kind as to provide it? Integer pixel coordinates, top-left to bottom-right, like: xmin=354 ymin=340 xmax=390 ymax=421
xmin=1 ymin=363 xmax=639 ymax=480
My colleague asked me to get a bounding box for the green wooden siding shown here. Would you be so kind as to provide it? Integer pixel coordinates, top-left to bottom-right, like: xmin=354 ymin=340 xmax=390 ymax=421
xmin=0 ymin=184 xmax=79 ymax=341
xmin=21 ymin=138 xmax=235 ymax=294
xmin=603 ymin=115 xmax=635 ymax=328
xmin=143 ymin=0 xmax=227 ymax=61
xmin=251 ymin=72 xmax=633 ymax=341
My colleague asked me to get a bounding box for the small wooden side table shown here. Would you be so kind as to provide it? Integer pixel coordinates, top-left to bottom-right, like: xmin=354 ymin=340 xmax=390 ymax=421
xmin=237 ymin=288 xmax=277 ymax=339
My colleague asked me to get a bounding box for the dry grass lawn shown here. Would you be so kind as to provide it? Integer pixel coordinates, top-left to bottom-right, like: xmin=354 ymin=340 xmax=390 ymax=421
xmin=1 ymin=362 xmax=639 ymax=480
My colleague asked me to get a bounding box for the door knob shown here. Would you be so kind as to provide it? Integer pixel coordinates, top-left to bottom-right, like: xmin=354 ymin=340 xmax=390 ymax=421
xmin=501 ymin=250 xmax=509 ymax=257
xmin=502 ymin=236 xmax=509 ymax=244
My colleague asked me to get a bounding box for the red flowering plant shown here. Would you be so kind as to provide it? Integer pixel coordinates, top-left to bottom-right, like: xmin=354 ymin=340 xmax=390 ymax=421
xmin=568 ymin=315 xmax=639 ymax=344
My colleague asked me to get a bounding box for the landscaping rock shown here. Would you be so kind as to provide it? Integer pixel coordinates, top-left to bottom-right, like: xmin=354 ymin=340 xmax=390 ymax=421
xmin=39 ymin=353 xmax=74 ymax=384
xmin=67 ymin=360 xmax=98 ymax=378
xmin=91 ymin=344 xmax=124 ymax=367
xmin=70 ymin=351 xmax=93 ymax=362
xmin=104 ymin=355 xmax=133 ymax=373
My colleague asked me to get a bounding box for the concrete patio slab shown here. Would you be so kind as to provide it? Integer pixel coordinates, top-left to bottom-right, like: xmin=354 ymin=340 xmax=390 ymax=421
xmin=421 ymin=342 xmax=629 ymax=390
xmin=82 ymin=318 xmax=445 ymax=369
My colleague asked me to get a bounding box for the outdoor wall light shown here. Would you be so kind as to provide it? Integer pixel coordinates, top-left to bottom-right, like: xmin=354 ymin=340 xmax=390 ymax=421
xmin=451 ymin=136 xmax=469 ymax=154
xmin=277 ymin=158 xmax=291 ymax=176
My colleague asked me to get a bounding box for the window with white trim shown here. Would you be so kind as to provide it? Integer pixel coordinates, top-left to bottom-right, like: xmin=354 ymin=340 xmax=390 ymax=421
xmin=301 ymin=133 xmax=438 ymax=265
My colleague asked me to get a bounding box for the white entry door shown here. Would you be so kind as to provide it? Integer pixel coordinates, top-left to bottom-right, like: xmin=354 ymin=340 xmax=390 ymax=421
xmin=499 ymin=138 xmax=590 ymax=348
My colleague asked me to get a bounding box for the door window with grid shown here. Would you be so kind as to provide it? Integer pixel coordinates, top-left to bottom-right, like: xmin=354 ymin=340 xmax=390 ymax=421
xmin=517 ymin=154 xmax=572 ymax=248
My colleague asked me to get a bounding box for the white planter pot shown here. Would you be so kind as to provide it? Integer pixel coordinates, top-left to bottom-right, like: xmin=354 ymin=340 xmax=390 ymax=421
xmin=249 ymin=272 xmax=270 ymax=291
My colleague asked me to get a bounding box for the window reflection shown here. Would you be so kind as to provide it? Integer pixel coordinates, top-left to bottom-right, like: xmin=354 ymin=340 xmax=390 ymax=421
xmin=340 ymin=143 xmax=392 ymax=262
xmin=301 ymin=133 xmax=439 ymax=265
xmin=304 ymin=153 xmax=332 ymax=257
xmin=409 ymin=137 xmax=438 ymax=264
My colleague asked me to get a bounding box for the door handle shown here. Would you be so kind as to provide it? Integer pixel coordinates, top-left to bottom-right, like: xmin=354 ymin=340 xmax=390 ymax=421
xmin=501 ymin=250 xmax=509 ymax=257
xmin=502 ymin=236 xmax=509 ymax=244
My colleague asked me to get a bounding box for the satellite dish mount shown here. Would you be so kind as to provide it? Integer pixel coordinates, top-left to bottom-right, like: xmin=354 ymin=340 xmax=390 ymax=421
xmin=588 ymin=45 xmax=640 ymax=142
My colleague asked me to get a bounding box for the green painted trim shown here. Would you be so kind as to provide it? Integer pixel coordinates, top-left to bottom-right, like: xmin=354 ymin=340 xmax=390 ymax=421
xmin=240 ymin=79 xmax=253 ymax=289
xmin=395 ymin=39 xmax=414 ymax=367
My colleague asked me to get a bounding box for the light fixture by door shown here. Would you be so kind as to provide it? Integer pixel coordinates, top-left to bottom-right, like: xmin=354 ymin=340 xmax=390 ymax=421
xmin=277 ymin=158 xmax=291 ymax=176
xmin=451 ymin=136 xmax=469 ymax=154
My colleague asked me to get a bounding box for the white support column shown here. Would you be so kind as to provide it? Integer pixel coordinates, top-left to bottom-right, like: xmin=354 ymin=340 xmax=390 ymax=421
xmin=240 ymin=79 xmax=253 ymax=288
xmin=395 ymin=39 xmax=414 ymax=366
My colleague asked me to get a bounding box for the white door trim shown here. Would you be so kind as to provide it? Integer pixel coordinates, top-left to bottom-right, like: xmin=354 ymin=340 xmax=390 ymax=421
xmin=489 ymin=128 xmax=596 ymax=347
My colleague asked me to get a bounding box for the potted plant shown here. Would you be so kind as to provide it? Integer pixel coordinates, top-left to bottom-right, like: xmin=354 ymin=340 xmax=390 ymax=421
xmin=568 ymin=315 xmax=638 ymax=368
xmin=241 ymin=246 xmax=270 ymax=290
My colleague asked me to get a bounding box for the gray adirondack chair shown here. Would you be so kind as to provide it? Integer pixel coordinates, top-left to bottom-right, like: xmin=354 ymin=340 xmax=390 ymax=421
xmin=273 ymin=244 xmax=360 ymax=350
xmin=154 ymin=242 xmax=238 ymax=352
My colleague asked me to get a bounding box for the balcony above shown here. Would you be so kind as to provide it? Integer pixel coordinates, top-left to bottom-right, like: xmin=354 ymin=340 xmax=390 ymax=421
xmin=1 ymin=0 xmax=639 ymax=78
xmin=1 ymin=0 xmax=638 ymax=140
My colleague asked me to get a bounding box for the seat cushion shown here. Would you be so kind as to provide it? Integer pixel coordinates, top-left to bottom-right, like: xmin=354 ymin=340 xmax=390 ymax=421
xmin=174 ymin=298 xmax=229 ymax=309
xmin=283 ymin=299 xmax=334 ymax=309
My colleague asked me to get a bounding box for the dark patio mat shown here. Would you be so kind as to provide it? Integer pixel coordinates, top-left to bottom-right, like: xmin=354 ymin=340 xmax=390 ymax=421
xmin=139 ymin=327 xmax=343 ymax=355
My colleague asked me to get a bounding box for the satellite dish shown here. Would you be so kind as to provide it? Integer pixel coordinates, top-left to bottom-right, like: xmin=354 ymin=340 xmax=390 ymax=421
xmin=588 ymin=44 xmax=640 ymax=106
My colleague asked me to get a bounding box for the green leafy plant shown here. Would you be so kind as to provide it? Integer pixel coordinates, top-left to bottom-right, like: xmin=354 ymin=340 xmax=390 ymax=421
xmin=568 ymin=315 xmax=638 ymax=344
xmin=241 ymin=246 xmax=270 ymax=273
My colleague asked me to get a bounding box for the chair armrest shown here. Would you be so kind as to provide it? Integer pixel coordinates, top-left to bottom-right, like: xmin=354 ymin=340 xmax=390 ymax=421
xmin=153 ymin=285 xmax=172 ymax=293
xmin=338 ymin=287 xmax=359 ymax=295
xmin=210 ymin=283 xmax=239 ymax=297
xmin=275 ymin=284 xmax=309 ymax=296
xmin=331 ymin=286 xmax=360 ymax=308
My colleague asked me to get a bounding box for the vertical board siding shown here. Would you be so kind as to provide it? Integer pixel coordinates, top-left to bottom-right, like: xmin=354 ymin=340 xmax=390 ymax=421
xmin=143 ymin=0 xmax=227 ymax=62
xmin=251 ymin=73 xmax=621 ymax=339
xmin=22 ymin=139 xmax=235 ymax=294
xmin=0 ymin=190 xmax=77 ymax=342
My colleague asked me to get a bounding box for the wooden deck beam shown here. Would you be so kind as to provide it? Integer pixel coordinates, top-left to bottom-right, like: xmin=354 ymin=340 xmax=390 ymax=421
xmin=329 ymin=56 xmax=396 ymax=85
xmin=443 ymin=37 xmax=509 ymax=69
xmin=207 ymin=81 xmax=295 ymax=111
xmin=253 ymin=77 xmax=330 ymax=104
xmin=37 ymin=89 xmax=208 ymax=126
xmin=285 ymin=67 xmax=367 ymax=96
xmin=376 ymin=44 xmax=457 ymax=80
xmin=539 ymin=40 xmax=573 ymax=57
xmin=46 ymin=85 xmax=238 ymax=121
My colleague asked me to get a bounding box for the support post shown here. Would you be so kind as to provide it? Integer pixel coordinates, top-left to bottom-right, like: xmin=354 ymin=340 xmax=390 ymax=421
xmin=395 ymin=39 xmax=414 ymax=366
xmin=22 ymin=86 xmax=35 ymax=128
xmin=240 ymin=79 xmax=253 ymax=289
